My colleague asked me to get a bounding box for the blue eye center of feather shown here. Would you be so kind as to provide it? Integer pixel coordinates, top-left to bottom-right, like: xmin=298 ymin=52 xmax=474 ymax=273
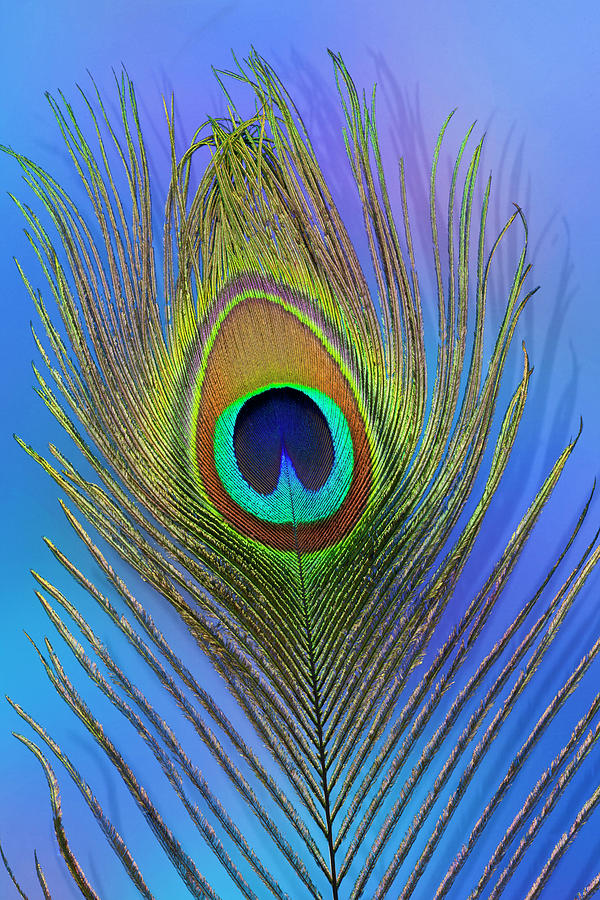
xmin=213 ymin=383 xmax=354 ymax=526
xmin=233 ymin=387 xmax=334 ymax=494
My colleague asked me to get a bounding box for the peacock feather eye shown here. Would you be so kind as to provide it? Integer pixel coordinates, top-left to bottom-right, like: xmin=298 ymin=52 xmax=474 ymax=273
xmin=190 ymin=282 xmax=372 ymax=551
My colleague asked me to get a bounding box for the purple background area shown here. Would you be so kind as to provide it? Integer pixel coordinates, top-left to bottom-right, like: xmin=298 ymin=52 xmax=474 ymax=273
xmin=1 ymin=1 xmax=599 ymax=897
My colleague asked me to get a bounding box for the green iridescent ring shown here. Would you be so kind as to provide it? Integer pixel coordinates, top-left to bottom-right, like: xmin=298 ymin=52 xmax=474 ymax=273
xmin=213 ymin=383 xmax=354 ymax=524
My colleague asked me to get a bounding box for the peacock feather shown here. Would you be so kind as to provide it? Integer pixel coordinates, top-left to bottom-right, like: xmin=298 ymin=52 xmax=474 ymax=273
xmin=3 ymin=50 xmax=600 ymax=898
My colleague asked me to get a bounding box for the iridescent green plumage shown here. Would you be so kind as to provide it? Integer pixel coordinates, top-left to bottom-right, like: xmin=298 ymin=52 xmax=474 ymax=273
xmin=3 ymin=51 xmax=600 ymax=898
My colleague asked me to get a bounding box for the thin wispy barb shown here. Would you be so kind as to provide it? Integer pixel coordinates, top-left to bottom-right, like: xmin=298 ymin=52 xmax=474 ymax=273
xmin=3 ymin=50 xmax=599 ymax=898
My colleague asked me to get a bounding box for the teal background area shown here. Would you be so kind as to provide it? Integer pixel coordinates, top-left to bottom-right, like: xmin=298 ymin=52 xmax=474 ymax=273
xmin=1 ymin=1 xmax=599 ymax=897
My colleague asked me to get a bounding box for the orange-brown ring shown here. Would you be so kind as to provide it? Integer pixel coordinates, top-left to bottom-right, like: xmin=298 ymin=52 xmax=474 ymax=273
xmin=195 ymin=297 xmax=371 ymax=551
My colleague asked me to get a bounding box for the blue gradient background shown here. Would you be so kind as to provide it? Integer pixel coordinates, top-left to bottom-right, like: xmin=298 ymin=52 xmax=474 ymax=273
xmin=1 ymin=1 xmax=599 ymax=897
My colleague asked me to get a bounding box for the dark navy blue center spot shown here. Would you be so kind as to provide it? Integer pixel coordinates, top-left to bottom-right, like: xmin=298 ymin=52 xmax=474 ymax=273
xmin=233 ymin=387 xmax=334 ymax=495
